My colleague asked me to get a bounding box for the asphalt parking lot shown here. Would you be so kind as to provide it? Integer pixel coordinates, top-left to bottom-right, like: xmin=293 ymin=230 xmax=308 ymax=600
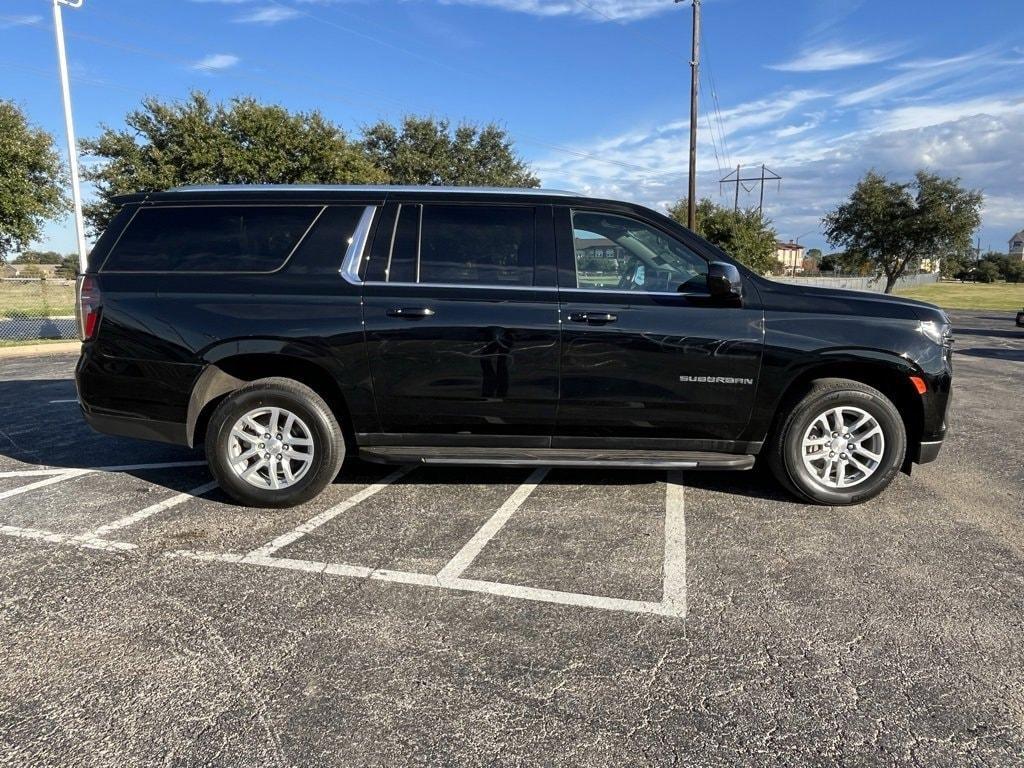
xmin=1 ymin=310 xmax=1021 ymax=767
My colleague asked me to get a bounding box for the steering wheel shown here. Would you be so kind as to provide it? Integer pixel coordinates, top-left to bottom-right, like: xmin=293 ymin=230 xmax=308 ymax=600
xmin=617 ymin=264 xmax=644 ymax=291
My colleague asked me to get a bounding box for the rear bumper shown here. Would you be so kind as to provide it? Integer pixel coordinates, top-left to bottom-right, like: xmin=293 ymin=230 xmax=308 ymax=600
xmin=81 ymin=406 xmax=188 ymax=446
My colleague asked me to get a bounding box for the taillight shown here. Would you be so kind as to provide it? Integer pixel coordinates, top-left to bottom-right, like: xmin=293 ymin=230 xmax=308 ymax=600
xmin=77 ymin=275 xmax=102 ymax=341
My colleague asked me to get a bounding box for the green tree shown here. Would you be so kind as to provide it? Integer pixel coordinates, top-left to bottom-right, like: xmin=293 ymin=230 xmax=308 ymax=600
xmin=362 ymin=116 xmax=539 ymax=188
xmin=667 ymin=198 xmax=778 ymax=274
xmin=974 ymin=260 xmax=1000 ymax=283
xmin=823 ymin=170 xmax=982 ymax=293
xmin=1003 ymin=260 xmax=1023 ymax=283
xmin=56 ymin=253 xmax=79 ymax=278
xmin=805 ymin=247 xmax=822 ymax=263
xmin=15 ymin=249 xmax=64 ymax=265
xmin=940 ymin=250 xmax=971 ymax=280
xmin=81 ymin=92 xmax=385 ymax=233
xmin=0 ymin=101 xmax=68 ymax=263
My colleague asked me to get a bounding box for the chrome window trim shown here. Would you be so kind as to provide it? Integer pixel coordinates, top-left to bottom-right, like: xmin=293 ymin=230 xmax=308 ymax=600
xmin=340 ymin=205 xmax=378 ymax=284
xmin=363 ymin=280 xmax=552 ymax=292
xmin=357 ymin=282 xmax=703 ymax=298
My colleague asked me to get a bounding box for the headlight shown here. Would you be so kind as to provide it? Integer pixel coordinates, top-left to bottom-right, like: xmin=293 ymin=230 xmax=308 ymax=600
xmin=920 ymin=320 xmax=953 ymax=347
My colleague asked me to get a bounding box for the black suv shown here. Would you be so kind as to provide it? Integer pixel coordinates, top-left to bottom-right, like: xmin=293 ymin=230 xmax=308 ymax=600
xmin=76 ymin=185 xmax=952 ymax=507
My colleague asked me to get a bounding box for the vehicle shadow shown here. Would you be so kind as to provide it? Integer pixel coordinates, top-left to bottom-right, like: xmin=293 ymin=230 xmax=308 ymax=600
xmin=0 ymin=379 xmax=200 ymax=483
xmin=681 ymin=466 xmax=801 ymax=504
xmin=0 ymin=379 xmax=798 ymax=504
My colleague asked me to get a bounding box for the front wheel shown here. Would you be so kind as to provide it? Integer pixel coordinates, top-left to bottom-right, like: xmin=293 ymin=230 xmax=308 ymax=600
xmin=205 ymin=377 xmax=345 ymax=508
xmin=768 ymin=378 xmax=907 ymax=505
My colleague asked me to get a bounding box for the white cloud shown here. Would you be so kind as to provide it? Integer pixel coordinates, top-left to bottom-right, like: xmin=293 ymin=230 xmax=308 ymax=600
xmin=837 ymin=48 xmax=995 ymax=106
xmin=0 ymin=14 xmax=43 ymax=28
xmin=870 ymin=97 xmax=1024 ymax=134
xmin=191 ymin=53 xmax=241 ymax=71
xmin=234 ymin=6 xmax=301 ymax=23
xmin=768 ymin=43 xmax=901 ymax=72
xmin=532 ymin=93 xmax=1024 ymax=248
xmin=435 ymin=0 xmax=671 ymax=22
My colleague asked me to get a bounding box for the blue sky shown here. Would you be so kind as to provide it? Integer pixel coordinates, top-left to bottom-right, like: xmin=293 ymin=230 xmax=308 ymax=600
xmin=3 ymin=0 xmax=1024 ymax=255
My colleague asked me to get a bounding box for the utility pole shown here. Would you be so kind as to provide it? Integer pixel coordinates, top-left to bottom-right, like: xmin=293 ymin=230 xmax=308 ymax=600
xmin=733 ymin=164 xmax=740 ymax=213
xmin=758 ymin=164 xmax=766 ymax=212
xmin=52 ymin=0 xmax=87 ymax=272
xmin=677 ymin=0 xmax=700 ymax=230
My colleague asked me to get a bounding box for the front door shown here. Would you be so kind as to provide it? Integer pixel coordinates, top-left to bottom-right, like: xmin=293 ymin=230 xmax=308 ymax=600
xmin=554 ymin=207 xmax=763 ymax=444
xmin=361 ymin=202 xmax=560 ymax=441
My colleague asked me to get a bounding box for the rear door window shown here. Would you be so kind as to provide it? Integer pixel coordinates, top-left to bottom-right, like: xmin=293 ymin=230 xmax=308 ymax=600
xmin=373 ymin=204 xmax=536 ymax=287
xmin=101 ymin=205 xmax=320 ymax=273
xmin=419 ymin=205 xmax=535 ymax=287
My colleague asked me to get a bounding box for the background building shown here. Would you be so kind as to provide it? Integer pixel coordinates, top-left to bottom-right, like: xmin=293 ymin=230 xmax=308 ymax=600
xmin=1009 ymin=230 xmax=1024 ymax=261
xmin=775 ymin=241 xmax=805 ymax=274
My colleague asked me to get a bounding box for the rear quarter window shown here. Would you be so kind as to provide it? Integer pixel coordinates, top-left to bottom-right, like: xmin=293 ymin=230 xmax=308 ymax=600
xmin=100 ymin=205 xmax=320 ymax=273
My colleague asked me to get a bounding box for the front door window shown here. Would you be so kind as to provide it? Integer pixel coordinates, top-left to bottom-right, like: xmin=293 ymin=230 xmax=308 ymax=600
xmin=571 ymin=211 xmax=708 ymax=293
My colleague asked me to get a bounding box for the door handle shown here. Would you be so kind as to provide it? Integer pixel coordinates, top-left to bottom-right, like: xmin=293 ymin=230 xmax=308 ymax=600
xmin=568 ymin=312 xmax=618 ymax=324
xmin=387 ymin=307 xmax=435 ymax=319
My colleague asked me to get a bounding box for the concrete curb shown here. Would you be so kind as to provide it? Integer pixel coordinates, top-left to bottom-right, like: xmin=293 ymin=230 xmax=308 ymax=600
xmin=0 ymin=341 xmax=80 ymax=359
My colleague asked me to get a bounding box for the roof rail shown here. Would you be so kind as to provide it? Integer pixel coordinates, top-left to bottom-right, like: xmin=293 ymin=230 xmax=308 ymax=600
xmin=166 ymin=184 xmax=581 ymax=197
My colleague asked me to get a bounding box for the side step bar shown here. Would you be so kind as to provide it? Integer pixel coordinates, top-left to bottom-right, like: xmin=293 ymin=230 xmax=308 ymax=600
xmin=359 ymin=446 xmax=756 ymax=471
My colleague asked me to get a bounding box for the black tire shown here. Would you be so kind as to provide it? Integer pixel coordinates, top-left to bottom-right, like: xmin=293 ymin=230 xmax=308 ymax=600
xmin=205 ymin=377 xmax=345 ymax=508
xmin=767 ymin=378 xmax=906 ymax=506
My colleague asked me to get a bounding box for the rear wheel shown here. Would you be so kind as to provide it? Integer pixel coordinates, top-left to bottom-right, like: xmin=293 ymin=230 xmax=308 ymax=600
xmin=768 ymin=378 xmax=906 ymax=505
xmin=205 ymin=377 xmax=345 ymax=508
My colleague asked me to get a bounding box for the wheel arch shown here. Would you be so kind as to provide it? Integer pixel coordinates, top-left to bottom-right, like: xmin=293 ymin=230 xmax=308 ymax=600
xmin=187 ymin=352 xmax=355 ymax=449
xmin=766 ymin=354 xmax=925 ymax=470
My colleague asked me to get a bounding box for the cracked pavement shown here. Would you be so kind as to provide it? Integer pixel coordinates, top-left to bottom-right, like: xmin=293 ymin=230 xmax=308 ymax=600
xmin=0 ymin=310 xmax=1021 ymax=767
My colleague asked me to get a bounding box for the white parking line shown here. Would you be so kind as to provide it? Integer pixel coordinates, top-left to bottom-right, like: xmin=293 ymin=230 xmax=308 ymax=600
xmin=0 ymin=524 xmax=134 ymax=552
xmin=0 ymin=460 xmax=207 ymax=481
xmin=48 ymin=399 xmax=79 ymax=404
xmin=170 ymin=549 xmax=680 ymax=617
xmin=436 ymin=467 xmax=548 ymax=580
xmin=0 ymin=470 xmax=90 ymax=501
xmin=4 ymin=457 xmax=690 ymax=619
xmin=248 ymin=465 xmax=414 ymax=558
xmin=662 ymin=471 xmax=687 ymax=616
xmin=74 ymin=479 xmax=220 ymax=547
xmin=0 ymin=469 xmax=70 ymax=479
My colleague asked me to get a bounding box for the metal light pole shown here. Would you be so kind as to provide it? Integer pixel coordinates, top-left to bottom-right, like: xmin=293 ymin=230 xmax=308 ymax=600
xmin=52 ymin=0 xmax=88 ymax=272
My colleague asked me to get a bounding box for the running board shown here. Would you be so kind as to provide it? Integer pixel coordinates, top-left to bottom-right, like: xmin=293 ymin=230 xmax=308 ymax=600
xmin=358 ymin=446 xmax=756 ymax=471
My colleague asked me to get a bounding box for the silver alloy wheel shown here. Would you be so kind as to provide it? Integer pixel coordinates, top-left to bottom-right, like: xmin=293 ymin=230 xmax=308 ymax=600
xmin=800 ymin=405 xmax=885 ymax=490
xmin=227 ymin=406 xmax=315 ymax=490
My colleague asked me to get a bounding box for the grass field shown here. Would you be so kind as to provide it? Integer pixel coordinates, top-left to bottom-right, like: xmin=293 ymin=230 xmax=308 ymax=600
xmin=895 ymin=281 xmax=1024 ymax=311
xmin=0 ymin=280 xmax=76 ymax=319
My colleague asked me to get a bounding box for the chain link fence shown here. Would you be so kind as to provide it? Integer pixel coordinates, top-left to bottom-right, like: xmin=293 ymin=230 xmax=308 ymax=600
xmin=768 ymin=271 xmax=940 ymax=293
xmin=0 ymin=279 xmax=78 ymax=342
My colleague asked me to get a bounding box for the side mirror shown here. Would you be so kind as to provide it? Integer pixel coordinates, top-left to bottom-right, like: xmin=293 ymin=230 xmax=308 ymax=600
xmin=707 ymin=261 xmax=742 ymax=302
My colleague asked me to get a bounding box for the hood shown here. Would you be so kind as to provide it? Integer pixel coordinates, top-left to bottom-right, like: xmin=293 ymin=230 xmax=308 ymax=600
xmin=755 ymin=278 xmax=948 ymax=324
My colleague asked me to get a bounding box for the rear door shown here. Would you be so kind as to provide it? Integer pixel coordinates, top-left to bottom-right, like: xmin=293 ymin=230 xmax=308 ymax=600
xmin=554 ymin=206 xmax=763 ymax=444
xmin=360 ymin=201 xmax=560 ymax=441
